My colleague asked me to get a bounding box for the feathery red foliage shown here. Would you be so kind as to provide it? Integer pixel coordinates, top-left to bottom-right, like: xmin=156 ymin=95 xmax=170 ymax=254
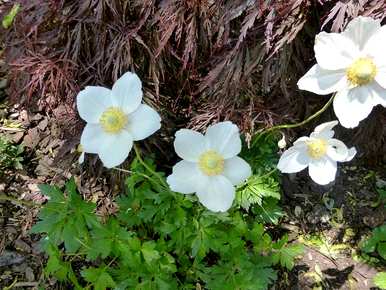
xmin=1 ymin=0 xmax=386 ymax=159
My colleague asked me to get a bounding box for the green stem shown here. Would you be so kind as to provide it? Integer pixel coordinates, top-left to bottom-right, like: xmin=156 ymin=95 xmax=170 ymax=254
xmin=133 ymin=144 xmax=169 ymax=188
xmin=260 ymin=167 xmax=278 ymax=179
xmin=0 ymin=194 xmax=37 ymax=207
xmin=112 ymin=167 xmax=160 ymax=186
xmin=267 ymin=94 xmax=335 ymax=133
xmin=252 ymin=94 xmax=335 ymax=147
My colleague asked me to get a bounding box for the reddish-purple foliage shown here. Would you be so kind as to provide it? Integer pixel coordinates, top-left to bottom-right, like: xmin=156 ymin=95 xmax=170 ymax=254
xmin=1 ymin=0 xmax=386 ymax=159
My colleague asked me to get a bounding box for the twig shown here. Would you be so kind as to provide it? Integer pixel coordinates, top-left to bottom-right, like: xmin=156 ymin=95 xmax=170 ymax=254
xmin=0 ymin=194 xmax=37 ymax=207
xmin=12 ymin=282 xmax=39 ymax=288
xmin=0 ymin=126 xmax=24 ymax=132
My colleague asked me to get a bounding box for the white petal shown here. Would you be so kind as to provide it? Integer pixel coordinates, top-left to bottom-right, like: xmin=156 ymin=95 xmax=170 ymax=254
xmin=314 ymin=32 xmax=359 ymax=70
xmin=293 ymin=136 xmax=310 ymax=146
xmin=310 ymin=120 xmax=338 ymax=139
xmin=297 ymin=64 xmax=347 ymax=95
xmin=277 ymin=145 xmax=309 ymax=174
xmin=308 ymin=157 xmax=337 ymax=185
xmin=345 ymin=147 xmax=357 ymax=162
xmin=196 ymin=176 xmax=235 ymax=212
xmin=223 ymin=157 xmax=252 ymax=185
xmin=326 ymin=139 xmax=349 ymax=162
xmin=80 ymin=124 xmax=107 ymax=154
xmin=127 ymin=104 xmax=161 ymax=141
xmin=76 ymin=86 xmax=112 ymax=123
xmin=333 ymin=86 xmax=376 ymax=128
xmin=111 ymin=72 xmax=142 ymax=114
xmin=98 ymin=130 xmax=133 ymax=168
xmin=166 ymin=160 xmax=208 ymax=194
xmin=314 ymin=120 xmax=338 ymax=134
xmin=205 ymin=121 xmax=241 ymax=158
xmin=363 ymin=26 xmax=386 ymax=65
xmin=342 ymin=16 xmax=381 ymax=51
xmin=174 ymin=129 xmax=206 ymax=162
xmin=375 ymin=65 xmax=386 ymax=89
xmin=370 ymin=82 xmax=386 ymax=107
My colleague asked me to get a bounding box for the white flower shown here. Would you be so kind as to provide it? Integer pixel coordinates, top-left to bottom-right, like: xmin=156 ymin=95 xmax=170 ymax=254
xmin=277 ymin=121 xmax=357 ymax=185
xmin=77 ymin=72 xmax=161 ymax=168
xmin=166 ymin=121 xmax=252 ymax=212
xmin=298 ymin=16 xmax=386 ymax=128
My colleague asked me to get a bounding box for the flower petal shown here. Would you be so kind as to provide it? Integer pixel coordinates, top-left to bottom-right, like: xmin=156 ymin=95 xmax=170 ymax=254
xmin=205 ymin=121 xmax=241 ymax=158
xmin=308 ymin=157 xmax=337 ymax=185
xmin=314 ymin=32 xmax=359 ymax=70
xmin=223 ymin=157 xmax=252 ymax=185
xmin=174 ymin=129 xmax=206 ymax=162
xmin=375 ymin=65 xmax=386 ymax=90
xmin=310 ymin=120 xmax=338 ymax=139
xmin=127 ymin=104 xmax=161 ymax=141
xmin=297 ymin=64 xmax=347 ymax=95
xmin=76 ymin=86 xmax=112 ymax=123
xmin=345 ymin=147 xmax=357 ymax=162
xmin=370 ymin=82 xmax=386 ymax=107
xmin=98 ymin=130 xmax=133 ymax=168
xmin=342 ymin=16 xmax=381 ymax=51
xmin=80 ymin=123 xmax=107 ymax=154
xmin=277 ymin=145 xmax=309 ymax=174
xmin=196 ymin=175 xmax=235 ymax=212
xmin=111 ymin=71 xmax=142 ymax=114
xmin=333 ymin=86 xmax=376 ymax=128
xmin=364 ymin=26 xmax=386 ymax=66
xmin=166 ymin=160 xmax=208 ymax=194
xmin=293 ymin=136 xmax=310 ymax=146
xmin=326 ymin=138 xmax=349 ymax=162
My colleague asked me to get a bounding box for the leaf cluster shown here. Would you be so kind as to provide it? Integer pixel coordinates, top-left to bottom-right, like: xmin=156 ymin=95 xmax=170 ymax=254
xmin=32 ymin=156 xmax=303 ymax=289
xmin=0 ymin=136 xmax=23 ymax=175
xmin=362 ymin=224 xmax=386 ymax=261
xmin=236 ymin=132 xmax=282 ymax=223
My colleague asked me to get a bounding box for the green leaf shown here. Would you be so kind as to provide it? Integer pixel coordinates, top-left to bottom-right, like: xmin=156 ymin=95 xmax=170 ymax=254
xmin=252 ymin=198 xmax=283 ymax=224
xmin=87 ymin=218 xmax=132 ymax=260
xmin=2 ymin=4 xmax=20 ymax=29
xmin=81 ymin=266 xmax=116 ymax=290
xmin=374 ymin=272 xmax=386 ymax=289
xmin=272 ymin=237 xmax=304 ymax=270
xmin=237 ymin=175 xmax=281 ymax=210
xmin=141 ymin=241 xmax=160 ymax=264
xmin=362 ymin=224 xmax=386 ymax=254
xmin=378 ymin=242 xmax=386 ymax=260
xmin=31 ymin=179 xmax=99 ymax=253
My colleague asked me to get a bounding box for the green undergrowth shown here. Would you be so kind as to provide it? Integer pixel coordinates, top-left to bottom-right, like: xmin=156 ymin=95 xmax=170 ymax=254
xmin=31 ymin=133 xmax=303 ymax=289
xmin=360 ymin=184 xmax=386 ymax=289
xmin=0 ymin=135 xmax=23 ymax=175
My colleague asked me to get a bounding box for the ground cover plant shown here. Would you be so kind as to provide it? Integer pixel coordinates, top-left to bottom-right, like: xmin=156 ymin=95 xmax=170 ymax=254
xmin=0 ymin=1 xmax=386 ymax=290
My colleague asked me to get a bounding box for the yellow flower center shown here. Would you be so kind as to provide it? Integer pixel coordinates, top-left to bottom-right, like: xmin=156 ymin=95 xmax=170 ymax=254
xmin=198 ymin=150 xmax=225 ymax=176
xmin=99 ymin=107 xmax=127 ymax=133
xmin=346 ymin=57 xmax=377 ymax=86
xmin=307 ymin=139 xmax=327 ymax=159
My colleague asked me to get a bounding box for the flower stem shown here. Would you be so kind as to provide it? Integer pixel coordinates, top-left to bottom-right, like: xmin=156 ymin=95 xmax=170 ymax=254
xmin=267 ymin=94 xmax=335 ymax=132
xmin=112 ymin=167 xmax=160 ymax=185
xmin=133 ymin=144 xmax=169 ymax=189
xmin=252 ymin=94 xmax=335 ymax=147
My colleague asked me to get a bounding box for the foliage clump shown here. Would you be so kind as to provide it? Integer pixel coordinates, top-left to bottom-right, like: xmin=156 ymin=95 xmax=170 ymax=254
xmin=32 ymin=145 xmax=303 ymax=289
xmin=0 ymin=136 xmax=23 ymax=175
